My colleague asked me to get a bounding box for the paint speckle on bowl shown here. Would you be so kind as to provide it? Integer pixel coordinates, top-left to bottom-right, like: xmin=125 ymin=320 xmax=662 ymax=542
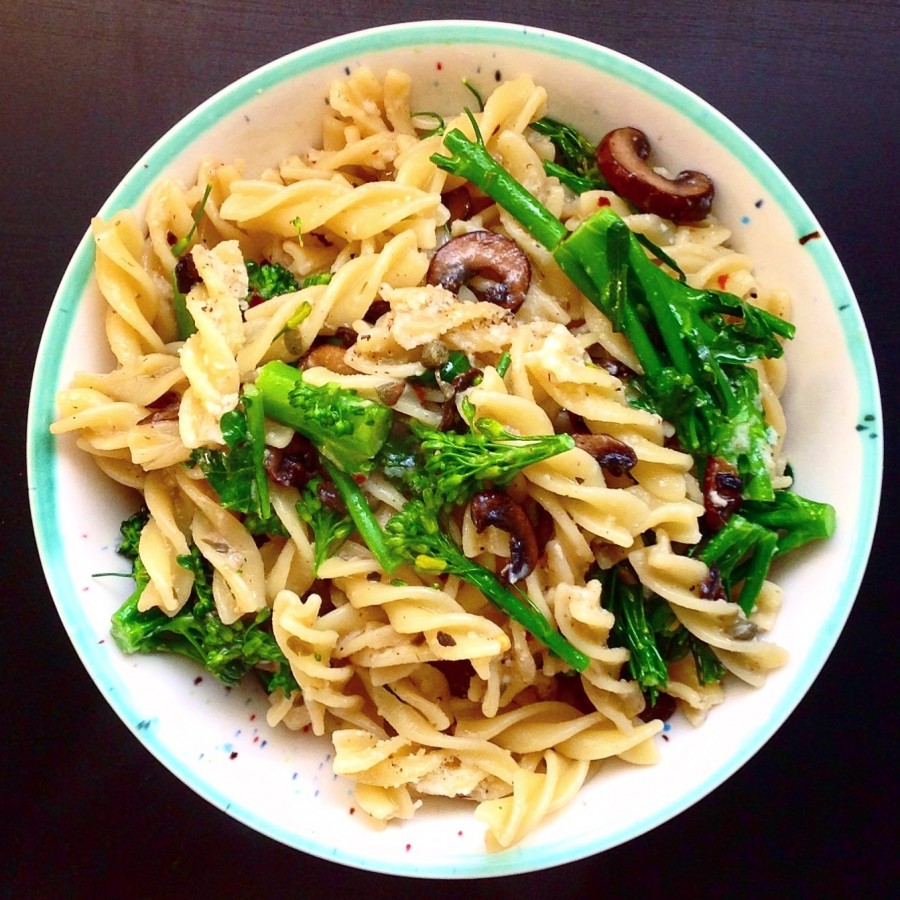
xmin=741 ymin=215 xmax=751 ymax=224
xmin=799 ymin=229 xmax=822 ymax=245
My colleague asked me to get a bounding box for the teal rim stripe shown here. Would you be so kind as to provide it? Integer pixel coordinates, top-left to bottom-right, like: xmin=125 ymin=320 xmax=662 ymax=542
xmin=27 ymin=20 xmax=882 ymax=879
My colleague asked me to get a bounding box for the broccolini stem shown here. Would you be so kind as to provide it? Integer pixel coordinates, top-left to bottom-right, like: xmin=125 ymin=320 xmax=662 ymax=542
xmin=603 ymin=567 xmax=669 ymax=697
xmin=385 ymin=501 xmax=589 ymax=671
xmin=461 ymin=557 xmax=590 ymax=672
xmin=241 ymin=383 xmax=271 ymax=520
xmin=324 ymin=460 xmax=398 ymax=574
xmin=431 ymin=129 xmax=569 ymax=252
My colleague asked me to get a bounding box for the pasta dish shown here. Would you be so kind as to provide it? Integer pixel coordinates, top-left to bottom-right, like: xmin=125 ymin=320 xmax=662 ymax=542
xmin=50 ymin=68 xmax=834 ymax=851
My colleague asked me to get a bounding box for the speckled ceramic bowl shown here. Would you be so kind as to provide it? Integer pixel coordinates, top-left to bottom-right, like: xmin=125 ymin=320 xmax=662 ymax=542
xmin=27 ymin=20 xmax=881 ymax=878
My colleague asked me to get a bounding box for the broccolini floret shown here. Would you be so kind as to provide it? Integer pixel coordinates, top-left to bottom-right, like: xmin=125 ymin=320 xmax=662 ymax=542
xmin=190 ymin=384 xmax=271 ymax=522
xmin=531 ymin=116 xmax=608 ymax=192
xmin=256 ymin=360 xmax=393 ymax=475
xmin=396 ymin=413 xmax=575 ymax=512
xmin=111 ymin=543 xmax=297 ymax=694
xmin=296 ymin=474 xmax=354 ymax=573
xmin=246 ymin=260 xmax=299 ymax=300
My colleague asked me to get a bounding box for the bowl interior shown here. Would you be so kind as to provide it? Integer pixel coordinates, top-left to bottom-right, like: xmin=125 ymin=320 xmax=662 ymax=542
xmin=28 ymin=20 xmax=881 ymax=878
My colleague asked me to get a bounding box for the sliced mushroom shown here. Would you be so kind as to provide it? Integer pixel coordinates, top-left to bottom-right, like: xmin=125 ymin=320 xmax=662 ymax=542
xmin=426 ymin=230 xmax=531 ymax=313
xmin=440 ymin=185 xmax=496 ymax=222
xmin=596 ymin=126 xmax=714 ymax=224
xmin=702 ymin=455 xmax=743 ymax=532
xmin=138 ymin=392 xmax=181 ymax=424
xmin=572 ymin=433 xmax=638 ymax=478
xmin=264 ymin=433 xmax=320 ymax=488
xmin=469 ymin=489 xmax=539 ymax=584
xmin=301 ymin=342 xmax=357 ymax=375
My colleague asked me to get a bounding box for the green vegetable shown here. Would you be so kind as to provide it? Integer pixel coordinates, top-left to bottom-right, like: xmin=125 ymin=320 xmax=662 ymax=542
xmin=256 ymin=360 xmax=393 ymax=475
xmin=411 ymin=111 xmax=445 ymax=137
xmin=189 ymin=385 xmax=271 ymax=522
xmin=296 ymin=474 xmax=354 ymax=573
xmin=402 ymin=411 xmax=575 ymax=512
xmin=323 ymin=460 xmax=398 ymax=574
xmin=563 ymin=210 xmax=795 ymax=499
xmin=118 ymin=507 xmax=150 ymax=561
xmin=462 ymin=77 xmax=486 ymax=112
xmin=246 ymin=260 xmax=300 ymax=300
xmin=602 ymin=566 xmax=669 ymax=700
xmin=301 ymin=272 xmax=333 ymax=287
xmin=603 ymin=566 xmax=726 ymax=701
xmin=385 ymin=500 xmax=589 ymax=671
xmin=645 ymin=594 xmax=725 ymax=688
xmin=695 ymin=490 xmax=836 ymax=614
xmin=531 ymin=116 xmax=605 ymax=185
xmin=111 ymin=544 xmax=297 ymax=694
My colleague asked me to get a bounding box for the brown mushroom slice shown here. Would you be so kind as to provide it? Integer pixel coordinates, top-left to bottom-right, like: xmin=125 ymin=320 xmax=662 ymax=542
xmin=596 ymin=126 xmax=715 ymax=224
xmin=572 ymin=433 xmax=638 ymax=478
xmin=301 ymin=342 xmax=357 ymax=375
xmin=264 ymin=433 xmax=320 ymax=488
xmin=469 ymin=489 xmax=539 ymax=584
xmin=426 ymin=230 xmax=531 ymax=313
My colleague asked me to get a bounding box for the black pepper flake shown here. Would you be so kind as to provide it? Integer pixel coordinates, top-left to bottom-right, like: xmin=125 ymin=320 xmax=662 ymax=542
xmin=799 ymin=230 xmax=822 ymax=245
xmin=494 ymin=69 xmax=502 ymax=81
xmin=194 ymin=676 xmax=203 ymax=685
xmin=344 ymin=66 xmax=351 ymax=76
xmin=754 ymin=198 xmax=764 ymax=208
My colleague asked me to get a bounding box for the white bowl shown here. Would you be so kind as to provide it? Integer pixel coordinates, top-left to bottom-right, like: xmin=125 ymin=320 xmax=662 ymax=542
xmin=27 ymin=20 xmax=882 ymax=878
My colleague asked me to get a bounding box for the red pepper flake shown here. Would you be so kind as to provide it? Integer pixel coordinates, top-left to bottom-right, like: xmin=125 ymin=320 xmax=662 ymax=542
xmin=353 ymin=473 xmax=366 ymax=484
xmin=799 ymin=230 xmax=822 ymax=245
xmin=249 ymin=713 xmax=256 ymax=721
xmin=716 ymin=273 xmax=729 ymax=290
xmin=436 ymin=61 xmax=443 ymax=71
xmin=597 ymin=196 xmax=611 ymax=208
xmin=229 ymin=751 xmax=238 ymax=760
xmin=253 ymin=736 xmax=259 ymax=744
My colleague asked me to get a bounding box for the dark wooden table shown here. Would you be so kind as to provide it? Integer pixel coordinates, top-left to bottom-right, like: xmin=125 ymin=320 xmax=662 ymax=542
xmin=4 ymin=1 xmax=897 ymax=895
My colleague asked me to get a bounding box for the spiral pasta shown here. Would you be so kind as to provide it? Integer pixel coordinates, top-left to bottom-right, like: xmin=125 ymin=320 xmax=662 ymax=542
xmin=52 ymin=66 xmax=807 ymax=850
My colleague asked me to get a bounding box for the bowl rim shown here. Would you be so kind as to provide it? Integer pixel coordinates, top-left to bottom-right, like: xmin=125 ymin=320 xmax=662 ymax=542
xmin=27 ymin=18 xmax=883 ymax=878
